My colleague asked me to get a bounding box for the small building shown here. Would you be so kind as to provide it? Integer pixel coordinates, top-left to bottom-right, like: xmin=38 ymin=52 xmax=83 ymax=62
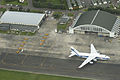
xmin=19 ymin=0 xmax=24 ymax=3
xmin=75 ymin=0 xmax=83 ymax=8
xmin=69 ymin=10 xmax=120 ymax=38
xmin=72 ymin=0 xmax=76 ymax=6
xmin=59 ymin=15 xmax=69 ymax=24
xmin=0 ymin=11 xmax=45 ymax=32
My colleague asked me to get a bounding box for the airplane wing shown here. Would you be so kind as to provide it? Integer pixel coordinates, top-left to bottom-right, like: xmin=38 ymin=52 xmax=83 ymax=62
xmin=78 ymin=44 xmax=98 ymax=68
xmin=78 ymin=55 xmax=96 ymax=68
xmin=91 ymin=44 xmax=97 ymax=54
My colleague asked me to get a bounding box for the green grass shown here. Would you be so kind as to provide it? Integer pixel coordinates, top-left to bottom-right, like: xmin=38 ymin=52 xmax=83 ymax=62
xmin=57 ymin=24 xmax=67 ymax=31
xmin=0 ymin=7 xmax=6 ymax=12
xmin=53 ymin=12 xmax=62 ymax=15
xmin=20 ymin=31 xmax=36 ymax=36
xmin=33 ymin=0 xmax=67 ymax=9
xmin=45 ymin=0 xmax=61 ymax=4
xmin=11 ymin=31 xmax=36 ymax=36
xmin=52 ymin=12 xmax=63 ymax=19
xmin=0 ymin=69 xmax=90 ymax=80
xmin=82 ymin=8 xmax=88 ymax=12
xmin=0 ymin=30 xmax=36 ymax=36
xmin=0 ymin=0 xmax=28 ymax=6
xmin=68 ymin=13 xmax=74 ymax=17
xmin=36 ymin=0 xmax=62 ymax=4
xmin=0 ymin=30 xmax=9 ymax=34
xmin=30 ymin=10 xmax=44 ymax=13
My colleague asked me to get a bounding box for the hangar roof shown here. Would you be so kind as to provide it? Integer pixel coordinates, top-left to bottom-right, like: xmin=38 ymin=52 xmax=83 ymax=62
xmin=74 ymin=10 xmax=117 ymax=31
xmin=0 ymin=11 xmax=45 ymax=26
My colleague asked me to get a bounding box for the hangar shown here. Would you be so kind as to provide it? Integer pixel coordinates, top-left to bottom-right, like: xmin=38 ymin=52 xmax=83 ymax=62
xmin=69 ymin=10 xmax=120 ymax=38
xmin=0 ymin=11 xmax=45 ymax=32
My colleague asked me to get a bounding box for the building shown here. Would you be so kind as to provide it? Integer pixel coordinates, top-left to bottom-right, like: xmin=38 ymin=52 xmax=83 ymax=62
xmin=69 ymin=10 xmax=120 ymax=38
xmin=19 ymin=0 xmax=24 ymax=3
xmin=59 ymin=15 xmax=69 ymax=24
xmin=0 ymin=11 xmax=45 ymax=32
xmin=72 ymin=0 xmax=76 ymax=6
xmin=75 ymin=0 xmax=83 ymax=8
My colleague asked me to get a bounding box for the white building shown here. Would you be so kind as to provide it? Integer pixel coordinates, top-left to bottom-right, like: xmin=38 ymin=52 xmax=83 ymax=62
xmin=19 ymin=0 xmax=24 ymax=3
xmin=69 ymin=10 xmax=120 ymax=38
xmin=0 ymin=11 xmax=45 ymax=32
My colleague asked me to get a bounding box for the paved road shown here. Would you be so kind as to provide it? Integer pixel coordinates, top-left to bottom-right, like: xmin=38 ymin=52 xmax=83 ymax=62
xmin=0 ymin=52 xmax=120 ymax=80
xmin=0 ymin=0 xmax=83 ymax=14
xmin=27 ymin=0 xmax=33 ymax=8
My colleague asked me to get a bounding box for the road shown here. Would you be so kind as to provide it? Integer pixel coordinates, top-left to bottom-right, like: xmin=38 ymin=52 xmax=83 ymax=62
xmin=0 ymin=51 xmax=120 ymax=80
xmin=0 ymin=0 xmax=83 ymax=15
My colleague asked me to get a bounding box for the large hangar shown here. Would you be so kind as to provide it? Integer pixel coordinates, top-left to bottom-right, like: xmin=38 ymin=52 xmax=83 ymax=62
xmin=69 ymin=10 xmax=120 ymax=38
xmin=0 ymin=11 xmax=45 ymax=32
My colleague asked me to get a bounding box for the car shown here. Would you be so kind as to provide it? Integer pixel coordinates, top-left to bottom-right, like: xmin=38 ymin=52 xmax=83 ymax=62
xmin=10 ymin=4 xmax=13 ymax=6
xmin=16 ymin=5 xmax=18 ymax=7
xmin=6 ymin=4 xmax=10 ymax=6
xmin=16 ymin=51 xmax=19 ymax=54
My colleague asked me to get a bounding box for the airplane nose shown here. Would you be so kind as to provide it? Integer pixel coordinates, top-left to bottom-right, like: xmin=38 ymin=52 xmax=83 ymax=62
xmin=107 ymin=56 xmax=110 ymax=59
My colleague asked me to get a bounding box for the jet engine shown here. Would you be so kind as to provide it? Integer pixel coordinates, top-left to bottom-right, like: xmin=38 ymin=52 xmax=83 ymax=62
xmin=93 ymin=59 xmax=97 ymax=62
xmin=89 ymin=61 xmax=93 ymax=64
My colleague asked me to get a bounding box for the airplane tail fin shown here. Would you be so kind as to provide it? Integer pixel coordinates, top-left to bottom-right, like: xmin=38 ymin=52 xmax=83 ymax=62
xmin=69 ymin=46 xmax=79 ymax=57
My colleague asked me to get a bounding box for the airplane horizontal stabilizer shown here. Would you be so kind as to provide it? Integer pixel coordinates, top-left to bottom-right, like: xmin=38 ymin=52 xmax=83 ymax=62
xmin=69 ymin=51 xmax=76 ymax=57
xmin=69 ymin=46 xmax=80 ymax=57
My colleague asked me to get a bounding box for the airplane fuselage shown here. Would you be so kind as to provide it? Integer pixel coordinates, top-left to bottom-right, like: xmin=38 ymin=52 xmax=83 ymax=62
xmin=70 ymin=47 xmax=110 ymax=61
xmin=76 ymin=52 xmax=110 ymax=60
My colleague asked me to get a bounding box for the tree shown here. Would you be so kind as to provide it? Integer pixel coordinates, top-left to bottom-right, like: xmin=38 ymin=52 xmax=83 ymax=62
xmin=5 ymin=0 xmax=17 ymax=2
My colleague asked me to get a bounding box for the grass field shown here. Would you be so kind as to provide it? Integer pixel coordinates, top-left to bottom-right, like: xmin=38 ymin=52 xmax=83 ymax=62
xmin=33 ymin=0 xmax=67 ymax=9
xmin=0 ymin=7 xmax=6 ymax=12
xmin=0 ymin=69 xmax=90 ymax=80
xmin=44 ymin=0 xmax=61 ymax=4
xmin=57 ymin=24 xmax=67 ymax=31
xmin=0 ymin=30 xmax=36 ymax=36
xmin=36 ymin=0 xmax=62 ymax=4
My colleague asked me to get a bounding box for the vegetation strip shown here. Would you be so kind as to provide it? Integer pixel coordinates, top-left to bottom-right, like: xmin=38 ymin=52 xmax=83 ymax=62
xmin=0 ymin=69 xmax=91 ymax=80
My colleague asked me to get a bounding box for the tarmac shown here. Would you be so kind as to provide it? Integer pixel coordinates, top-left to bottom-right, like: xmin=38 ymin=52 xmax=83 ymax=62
xmin=0 ymin=52 xmax=120 ymax=80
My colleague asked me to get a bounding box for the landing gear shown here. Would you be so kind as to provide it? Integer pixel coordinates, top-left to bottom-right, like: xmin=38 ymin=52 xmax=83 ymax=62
xmin=93 ymin=59 xmax=97 ymax=62
xmin=89 ymin=61 xmax=93 ymax=64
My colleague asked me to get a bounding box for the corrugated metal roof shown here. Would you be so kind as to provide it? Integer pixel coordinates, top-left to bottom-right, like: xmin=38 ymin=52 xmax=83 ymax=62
xmin=74 ymin=10 xmax=117 ymax=31
xmin=74 ymin=10 xmax=97 ymax=26
xmin=92 ymin=10 xmax=117 ymax=31
xmin=0 ymin=11 xmax=45 ymax=26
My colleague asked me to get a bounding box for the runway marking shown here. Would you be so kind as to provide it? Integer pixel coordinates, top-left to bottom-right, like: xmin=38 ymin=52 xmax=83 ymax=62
xmin=1 ymin=62 xmax=17 ymax=66
xmin=0 ymin=53 xmax=101 ymax=75
xmin=39 ymin=40 xmax=54 ymax=67
xmin=90 ymin=40 xmax=95 ymax=44
xmin=21 ymin=55 xmax=28 ymax=64
xmin=40 ymin=63 xmax=43 ymax=67
xmin=1 ymin=53 xmax=8 ymax=64
xmin=40 ymin=57 xmax=47 ymax=67
xmin=0 ymin=56 xmax=112 ymax=77
xmin=1 ymin=60 xmax=6 ymax=64
xmin=49 ymin=64 xmax=55 ymax=70
xmin=0 ymin=61 xmax=103 ymax=76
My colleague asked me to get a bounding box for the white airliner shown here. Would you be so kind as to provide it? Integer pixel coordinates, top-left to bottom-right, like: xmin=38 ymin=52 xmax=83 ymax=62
xmin=69 ymin=44 xmax=110 ymax=68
